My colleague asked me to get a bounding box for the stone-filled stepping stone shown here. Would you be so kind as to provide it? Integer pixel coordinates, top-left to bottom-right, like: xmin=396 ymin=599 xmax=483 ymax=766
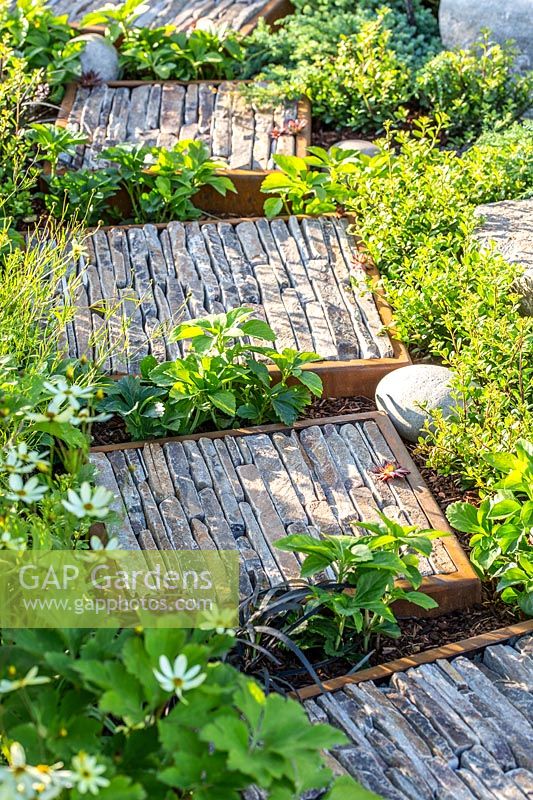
xmin=23 ymin=0 xmax=288 ymax=33
xmin=55 ymin=80 xmax=310 ymax=215
xmin=296 ymin=633 xmax=533 ymax=800
xmin=59 ymin=216 xmax=404 ymax=392
xmin=89 ymin=412 xmax=479 ymax=610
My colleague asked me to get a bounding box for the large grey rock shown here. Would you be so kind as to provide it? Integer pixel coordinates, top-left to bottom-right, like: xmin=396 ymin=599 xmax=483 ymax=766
xmin=331 ymin=139 xmax=380 ymax=157
xmin=375 ymin=365 xmax=459 ymax=442
xmin=71 ymin=34 xmax=119 ymax=82
xmin=475 ymin=200 xmax=533 ymax=316
xmin=439 ymin=0 xmax=533 ymax=70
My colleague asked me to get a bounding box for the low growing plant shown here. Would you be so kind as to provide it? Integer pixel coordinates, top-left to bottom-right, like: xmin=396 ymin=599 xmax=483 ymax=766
xmin=417 ymin=33 xmax=533 ymax=143
xmin=0 ymin=627 xmax=375 ymax=799
xmin=447 ymin=439 xmax=533 ymax=616
xmin=275 ymin=514 xmax=441 ymax=655
xmin=118 ymin=25 xmax=244 ymax=81
xmin=99 ymin=307 xmax=323 ymax=439
xmin=42 ymin=140 xmax=235 ymax=225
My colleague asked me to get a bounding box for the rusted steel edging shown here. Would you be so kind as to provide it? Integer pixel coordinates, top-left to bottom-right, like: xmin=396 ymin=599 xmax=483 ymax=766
xmin=90 ymin=411 xmax=480 ymax=614
xmin=294 ymin=619 xmax=533 ymax=700
xmin=53 ymin=81 xmax=311 ymax=218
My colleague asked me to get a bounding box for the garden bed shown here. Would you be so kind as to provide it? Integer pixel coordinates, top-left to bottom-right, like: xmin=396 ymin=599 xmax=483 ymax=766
xmin=293 ymin=621 xmax=533 ymax=800
xmin=55 ymin=80 xmax=310 ymax=216
xmin=90 ymin=411 xmax=479 ymax=612
xmin=40 ymin=0 xmax=292 ymax=33
xmin=62 ymin=215 xmax=409 ymax=396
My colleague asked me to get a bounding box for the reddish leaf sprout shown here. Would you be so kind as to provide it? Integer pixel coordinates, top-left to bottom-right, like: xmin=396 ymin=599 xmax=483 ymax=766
xmin=370 ymin=460 xmax=411 ymax=482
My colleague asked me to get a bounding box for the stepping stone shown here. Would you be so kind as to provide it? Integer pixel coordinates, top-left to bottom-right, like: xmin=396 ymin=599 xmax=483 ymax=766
xmin=299 ymin=632 xmax=533 ymax=800
xmin=57 ymin=81 xmax=310 ymax=174
xmin=60 ymin=216 xmax=399 ymax=390
xmin=28 ymin=0 xmax=288 ymax=32
xmin=90 ymin=412 xmax=477 ymax=609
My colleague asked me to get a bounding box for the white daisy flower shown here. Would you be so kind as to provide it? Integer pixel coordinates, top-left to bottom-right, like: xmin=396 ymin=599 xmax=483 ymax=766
xmin=6 ymin=474 xmax=47 ymax=504
xmin=153 ymin=654 xmax=206 ymax=702
xmin=0 ymin=531 xmax=27 ymax=551
xmin=0 ymin=666 xmax=51 ymax=694
xmin=26 ymin=405 xmax=76 ymax=424
xmin=62 ymin=483 xmax=113 ymax=519
xmin=0 ymin=743 xmax=37 ymax=797
xmin=43 ymin=378 xmax=94 ymax=412
xmin=28 ymin=762 xmax=74 ymax=799
xmin=71 ymin=753 xmax=110 ymax=796
xmin=0 ymin=443 xmax=48 ymax=476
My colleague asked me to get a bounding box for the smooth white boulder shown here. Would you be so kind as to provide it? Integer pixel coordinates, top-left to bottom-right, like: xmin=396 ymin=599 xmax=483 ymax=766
xmin=72 ymin=34 xmax=120 ymax=83
xmin=331 ymin=139 xmax=380 ymax=157
xmin=375 ymin=365 xmax=458 ymax=442
xmin=439 ymin=0 xmax=533 ymax=70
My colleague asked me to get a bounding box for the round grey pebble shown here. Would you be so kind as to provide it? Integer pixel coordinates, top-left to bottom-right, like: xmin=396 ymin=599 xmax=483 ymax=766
xmin=375 ymin=365 xmax=459 ymax=442
xmin=71 ymin=34 xmax=120 ymax=82
xmin=331 ymin=139 xmax=380 ymax=157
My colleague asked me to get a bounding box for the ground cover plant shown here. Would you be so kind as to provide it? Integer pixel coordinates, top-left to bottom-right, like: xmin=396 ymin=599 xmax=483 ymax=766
xmin=0 ymin=627 xmax=375 ymax=799
xmin=447 ymin=439 xmax=533 ymax=616
xmin=236 ymin=515 xmax=442 ymax=687
xmin=34 ymin=128 xmax=236 ymax=225
xmin=99 ymin=308 xmax=323 ymax=439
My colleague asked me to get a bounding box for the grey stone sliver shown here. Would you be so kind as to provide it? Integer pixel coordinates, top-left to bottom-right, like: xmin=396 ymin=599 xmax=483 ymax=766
xmin=62 ymin=216 xmax=394 ymax=372
xmin=61 ymin=82 xmax=301 ymax=171
xmin=302 ymin=634 xmax=533 ymax=800
xmin=90 ymin=418 xmax=457 ymax=590
xmin=24 ymin=0 xmax=271 ymax=30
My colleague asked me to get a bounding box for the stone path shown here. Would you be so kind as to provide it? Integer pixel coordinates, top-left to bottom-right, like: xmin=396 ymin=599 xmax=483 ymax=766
xmin=300 ymin=633 xmax=533 ymax=800
xmin=34 ymin=0 xmax=274 ymax=31
xmin=62 ymin=216 xmax=394 ymax=372
xmin=59 ymin=82 xmax=304 ymax=171
xmin=90 ymin=416 xmax=458 ymax=595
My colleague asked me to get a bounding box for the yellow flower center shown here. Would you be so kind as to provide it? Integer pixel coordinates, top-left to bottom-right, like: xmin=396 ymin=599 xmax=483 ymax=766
xmin=173 ymin=677 xmax=184 ymax=688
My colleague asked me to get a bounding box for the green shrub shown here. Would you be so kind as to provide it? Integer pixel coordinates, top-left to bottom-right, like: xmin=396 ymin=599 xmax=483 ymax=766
xmin=447 ymin=439 xmax=533 ymax=616
xmin=417 ymin=33 xmax=533 ymax=143
xmin=0 ymin=627 xmax=373 ymax=799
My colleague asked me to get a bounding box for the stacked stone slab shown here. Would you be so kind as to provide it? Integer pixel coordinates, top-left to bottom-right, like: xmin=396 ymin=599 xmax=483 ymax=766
xmin=61 ymin=216 xmax=394 ymax=372
xmin=59 ymin=82 xmax=303 ymax=171
xmin=21 ymin=0 xmax=275 ymax=31
xmin=90 ymin=417 xmax=457 ymax=594
xmin=300 ymin=634 xmax=533 ymax=800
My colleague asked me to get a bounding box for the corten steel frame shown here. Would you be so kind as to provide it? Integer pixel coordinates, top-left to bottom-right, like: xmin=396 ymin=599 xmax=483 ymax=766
xmin=69 ymin=0 xmax=294 ymax=38
xmin=294 ymin=619 xmax=533 ymax=700
xmin=91 ymin=411 xmax=481 ymax=615
xmin=54 ymin=80 xmax=311 ymax=217
xmin=77 ymin=215 xmax=411 ymax=398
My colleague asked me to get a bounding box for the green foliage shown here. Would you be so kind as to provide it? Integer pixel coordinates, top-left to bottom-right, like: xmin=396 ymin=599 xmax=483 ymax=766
xmin=309 ymin=9 xmax=413 ymax=130
xmin=81 ymin=0 xmax=148 ymax=43
xmin=242 ymin=1 xmax=439 ymax=132
xmin=262 ymin=148 xmax=357 ymax=217
xmin=0 ymin=627 xmax=371 ymax=798
xmin=28 ymin=123 xmax=88 ymax=177
xmin=43 ymin=140 xmax=235 ymax=225
xmin=447 ymin=440 xmax=533 ymax=616
xmin=416 ymin=33 xmax=533 ymax=143
xmin=118 ymin=25 xmax=244 ymax=80
xmin=0 ymin=0 xmax=81 ymax=100
xmin=99 ymin=307 xmax=323 ymax=439
xmin=277 ymin=514 xmax=441 ymax=655
xmin=0 ymin=54 xmax=42 ymax=228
